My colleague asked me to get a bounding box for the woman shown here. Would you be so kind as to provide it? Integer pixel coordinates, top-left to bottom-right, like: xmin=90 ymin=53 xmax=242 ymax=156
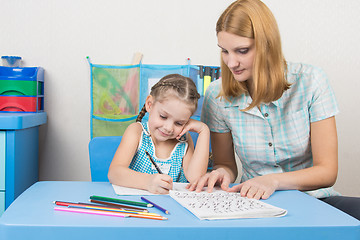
xmin=188 ymin=0 xmax=360 ymax=220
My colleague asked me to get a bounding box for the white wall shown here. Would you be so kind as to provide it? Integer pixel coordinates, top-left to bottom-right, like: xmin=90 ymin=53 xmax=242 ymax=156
xmin=1 ymin=0 xmax=359 ymax=196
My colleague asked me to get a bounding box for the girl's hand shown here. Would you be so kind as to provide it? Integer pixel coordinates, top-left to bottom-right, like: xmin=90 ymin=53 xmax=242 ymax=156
xmin=177 ymin=119 xmax=208 ymax=139
xmin=228 ymin=175 xmax=279 ymax=200
xmin=147 ymin=174 xmax=173 ymax=194
xmin=186 ymin=168 xmax=231 ymax=192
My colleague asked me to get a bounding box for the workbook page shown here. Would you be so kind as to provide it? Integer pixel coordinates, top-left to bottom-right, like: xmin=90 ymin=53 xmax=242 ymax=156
xmin=169 ymin=191 xmax=287 ymax=220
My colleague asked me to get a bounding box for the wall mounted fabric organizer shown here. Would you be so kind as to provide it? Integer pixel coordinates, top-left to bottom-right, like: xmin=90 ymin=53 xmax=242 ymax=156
xmin=87 ymin=57 xmax=219 ymax=138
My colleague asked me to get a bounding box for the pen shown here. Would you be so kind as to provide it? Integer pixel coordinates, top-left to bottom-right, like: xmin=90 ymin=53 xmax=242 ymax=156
xmin=141 ymin=197 xmax=169 ymax=214
xmin=90 ymin=195 xmax=153 ymax=208
xmin=145 ymin=151 xmax=163 ymax=174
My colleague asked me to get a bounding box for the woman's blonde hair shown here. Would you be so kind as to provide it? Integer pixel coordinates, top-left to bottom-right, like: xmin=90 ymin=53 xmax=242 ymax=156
xmin=216 ymin=0 xmax=290 ymax=110
xmin=136 ymin=74 xmax=200 ymax=122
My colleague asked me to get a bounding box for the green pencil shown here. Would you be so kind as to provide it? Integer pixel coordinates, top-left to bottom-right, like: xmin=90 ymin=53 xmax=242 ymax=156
xmin=90 ymin=195 xmax=153 ymax=208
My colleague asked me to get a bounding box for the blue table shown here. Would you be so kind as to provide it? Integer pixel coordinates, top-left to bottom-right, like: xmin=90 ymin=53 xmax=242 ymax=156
xmin=0 ymin=181 xmax=359 ymax=240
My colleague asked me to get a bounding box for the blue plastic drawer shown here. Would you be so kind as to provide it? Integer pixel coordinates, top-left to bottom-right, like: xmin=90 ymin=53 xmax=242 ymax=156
xmin=0 ymin=66 xmax=44 ymax=82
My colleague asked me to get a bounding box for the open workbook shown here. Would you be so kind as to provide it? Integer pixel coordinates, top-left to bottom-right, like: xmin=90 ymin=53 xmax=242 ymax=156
xmin=169 ymin=190 xmax=287 ymax=220
xmin=112 ymin=183 xmax=287 ymax=220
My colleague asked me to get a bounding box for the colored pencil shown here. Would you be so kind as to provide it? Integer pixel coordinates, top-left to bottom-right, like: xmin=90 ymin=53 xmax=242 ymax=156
xmin=68 ymin=205 xmax=161 ymax=216
xmin=67 ymin=206 xmax=166 ymax=220
xmin=90 ymin=195 xmax=153 ymax=208
xmin=54 ymin=201 xmax=102 ymax=209
xmin=127 ymin=213 xmax=167 ymax=220
xmin=54 ymin=201 xmax=86 ymax=207
xmin=145 ymin=151 xmax=163 ymax=174
xmin=54 ymin=201 xmax=154 ymax=216
xmin=89 ymin=199 xmax=149 ymax=212
xmin=54 ymin=206 xmax=128 ymax=218
xmin=141 ymin=197 xmax=169 ymax=214
xmin=61 ymin=206 xmax=167 ymax=220
xmin=79 ymin=202 xmax=148 ymax=213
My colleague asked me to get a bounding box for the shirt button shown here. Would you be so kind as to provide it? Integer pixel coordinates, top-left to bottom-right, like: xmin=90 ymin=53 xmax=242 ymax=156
xmin=268 ymin=142 xmax=273 ymax=147
xmin=264 ymin=113 xmax=269 ymax=117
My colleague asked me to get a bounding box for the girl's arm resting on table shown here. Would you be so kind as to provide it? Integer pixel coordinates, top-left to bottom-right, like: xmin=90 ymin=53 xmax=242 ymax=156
xmin=180 ymin=119 xmax=210 ymax=183
xmin=187 ymin=131 xmax=238 ymax=192
xmin=108 ymin=123 xmax=173 ymax=194
xmin=229 ymin=116 xmax=338 ymax=199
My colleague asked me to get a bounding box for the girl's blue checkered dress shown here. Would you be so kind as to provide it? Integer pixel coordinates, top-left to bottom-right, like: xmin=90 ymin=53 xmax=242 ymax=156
xmin=129 ymin=122 xmax=188 ymax=182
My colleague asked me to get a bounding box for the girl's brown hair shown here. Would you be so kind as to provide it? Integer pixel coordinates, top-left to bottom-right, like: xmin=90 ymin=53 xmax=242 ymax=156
xmin=216 ymin=0 xmax=290 ymax=110
xmin=136 ymin=74 xmax=200 ymax=122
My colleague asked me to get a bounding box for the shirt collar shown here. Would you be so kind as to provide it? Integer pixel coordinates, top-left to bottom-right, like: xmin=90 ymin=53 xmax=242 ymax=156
xmin=224 ymin=93 xmax=280 ymax=108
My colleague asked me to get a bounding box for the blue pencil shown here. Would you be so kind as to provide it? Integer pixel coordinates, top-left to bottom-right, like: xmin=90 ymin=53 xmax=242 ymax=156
xmin=141 ymin=197 xmax=169 ymax=214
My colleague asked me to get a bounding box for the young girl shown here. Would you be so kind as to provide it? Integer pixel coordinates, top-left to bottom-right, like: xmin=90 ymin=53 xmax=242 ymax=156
xmin=108 ymin=74 xmax=210 ymax=194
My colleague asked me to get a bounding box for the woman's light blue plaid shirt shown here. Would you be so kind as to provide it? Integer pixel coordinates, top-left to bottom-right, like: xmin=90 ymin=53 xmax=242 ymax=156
xmin=201 ymin=62 xmax=339 ymax=198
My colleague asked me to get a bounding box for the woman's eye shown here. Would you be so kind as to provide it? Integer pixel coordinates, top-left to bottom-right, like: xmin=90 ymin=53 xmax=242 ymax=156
xmin=238 ymin=48 xmax=249 ymax=54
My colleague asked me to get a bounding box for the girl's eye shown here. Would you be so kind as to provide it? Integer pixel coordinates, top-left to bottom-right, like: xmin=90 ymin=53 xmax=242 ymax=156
xmin=160 ymin=115 xmax=166 ymax=119
xmin=175 ymin=122 xmax=184 ymax=126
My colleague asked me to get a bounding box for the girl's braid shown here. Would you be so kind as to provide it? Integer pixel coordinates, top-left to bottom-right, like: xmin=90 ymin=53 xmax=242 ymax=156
xmin=152 ymin=82 xmax=181 ymax=91
xmin=136 ymin=104 xmax=147 ymax=122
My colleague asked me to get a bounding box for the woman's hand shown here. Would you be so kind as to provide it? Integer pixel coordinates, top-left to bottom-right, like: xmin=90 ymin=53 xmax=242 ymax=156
xmin=186 ymin=168 xmax=232 ymax=192
xmin=228 ymin=174 xmax=279 ymax=200
xmin=147 ymin=174 xmax=173 ymax=194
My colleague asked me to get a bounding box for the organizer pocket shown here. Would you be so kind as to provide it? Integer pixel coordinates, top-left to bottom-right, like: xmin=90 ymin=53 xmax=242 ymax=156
xmin=92 ymin=115 xmax=137 ymax=138
xmin=139 ymin=64 xmax=199 ymax=107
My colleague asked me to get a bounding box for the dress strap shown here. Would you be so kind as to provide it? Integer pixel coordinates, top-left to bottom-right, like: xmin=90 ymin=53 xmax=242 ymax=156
xmin=138 ymin=121 xmax=151 ymax=136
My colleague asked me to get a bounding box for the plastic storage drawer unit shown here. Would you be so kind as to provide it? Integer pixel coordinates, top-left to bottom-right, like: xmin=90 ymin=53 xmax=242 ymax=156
xmin=0 ymin=66 xmax=44 ymax=112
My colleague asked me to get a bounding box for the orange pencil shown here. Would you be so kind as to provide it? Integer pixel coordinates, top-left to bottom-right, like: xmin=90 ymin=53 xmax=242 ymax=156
xmin=126 ymin=213 xmax=168 ymax=220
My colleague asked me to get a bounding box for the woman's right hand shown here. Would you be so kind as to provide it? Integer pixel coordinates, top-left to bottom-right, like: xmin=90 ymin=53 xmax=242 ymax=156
xmin=147 ymin=174 xmax=173 ymax=194
xmin=186 ymin=168 xmax=232 ymax=192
